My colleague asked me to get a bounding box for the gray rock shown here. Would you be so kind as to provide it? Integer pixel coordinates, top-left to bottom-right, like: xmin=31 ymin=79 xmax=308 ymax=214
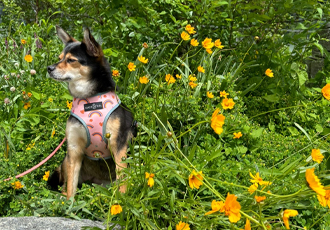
xmin=0 ymin=217 xmax=123 ymax=230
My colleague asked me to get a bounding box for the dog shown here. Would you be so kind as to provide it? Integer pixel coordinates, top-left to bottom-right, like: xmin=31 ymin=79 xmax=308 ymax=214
xmin=47 ymin=26 xmax=136 ymax=199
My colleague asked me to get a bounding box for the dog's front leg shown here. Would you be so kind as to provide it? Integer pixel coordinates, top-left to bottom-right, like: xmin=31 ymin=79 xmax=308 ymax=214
xmin=65 ymin=146 xmax=84 ymax=199
xmin=113 ymin=147 xmax=128 ymax=193
xmin=65 ymin=120 xmax=87 ymax=200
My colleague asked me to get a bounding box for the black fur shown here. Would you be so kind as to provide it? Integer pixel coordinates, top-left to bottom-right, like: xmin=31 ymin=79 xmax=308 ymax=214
xmin=47 ymin=27 xmax=136 ymax=194
xmin=47 ymin=169 xmax=63 ymax=191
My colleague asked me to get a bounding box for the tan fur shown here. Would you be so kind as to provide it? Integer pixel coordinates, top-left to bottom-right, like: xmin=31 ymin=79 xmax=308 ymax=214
xmin=106 ymin=117 xmax=130 ymax=192
xmin=62 ymin=112 xmax=130 ymax=199
xmin=49 ymin=27 xmax=133 ymax=199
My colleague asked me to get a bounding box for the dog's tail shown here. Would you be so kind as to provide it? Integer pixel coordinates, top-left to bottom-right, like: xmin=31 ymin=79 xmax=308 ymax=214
xmin=47 ymin=166 xmax=64 ymax=191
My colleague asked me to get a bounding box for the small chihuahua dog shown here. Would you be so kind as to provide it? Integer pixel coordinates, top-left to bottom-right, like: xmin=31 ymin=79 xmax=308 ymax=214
xmin=47 ymin=26 xmax=135 ymax=199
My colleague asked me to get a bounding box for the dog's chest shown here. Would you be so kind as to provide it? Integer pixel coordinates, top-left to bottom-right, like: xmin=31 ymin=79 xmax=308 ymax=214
xmin=70 ymin=91 xmax=121 ymax=159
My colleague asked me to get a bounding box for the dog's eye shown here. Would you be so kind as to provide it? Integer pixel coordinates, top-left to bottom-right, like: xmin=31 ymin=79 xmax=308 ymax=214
xmin=67 ymin=58 xmax=77 ymax=63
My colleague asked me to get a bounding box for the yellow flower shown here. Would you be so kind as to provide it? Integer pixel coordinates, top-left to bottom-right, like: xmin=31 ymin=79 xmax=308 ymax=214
xmin=188 ymin=75 xmax=197 ymax=82
xmin=165 ymin=74 xmax=176 ymax=84
xmin=138 ymin=56 xmax=148 ymax=64
xmin=254 ymin=196 xmax=266 ymax=203
xmin=12 ymin=181 xmax=24 ymax=190
xmin=210 ymin=108 xmax=225 ymax=135
xmin=221 ymin=193 xmax=241 ymax=223
xmin=66 ymin=100 xmax=72 ymax=110
xmin=202 ymin=38 xmax=214 ymax=49
xmin=197 ymin=66 xmax=205 ymax=73
xmin=265 ymin=68 xmax=274 ymax=77
xmin=21 ymin=39 xmax=26 ymax=44
xmin=24 ymin=54 xmax=33 ymax=62
xmin=43 ymin=171 xmax=50 ymax=181
xmin=207 ymin=92 xmax=214 ymax=99
xmin=221 ymin=98 xmax=235 ymax=110
xmin=240 ymin=219 xmax=251 ymax=230
xmin=48 ymin=98 xmax=53 ymax=103
xmin=139 ymin=76 xmax=149 ymax=84
xmin=176 ymin=74 xmax=182 ymax=79
xmin=181 ymin=31 xmax=190 ymax=41
xmin=190 ymin=39 xmax=199 ymax=47
xmin=311 ymin=149 xmax=324 ymax=164
xmin=248 ymin=183 xmax=258 ymax=194
xmin=282 ymin=209 xmax=298 ymax=229
xmin=110 ymin=204 xmax=123 ymax=215
xmin=321 ymin=83 xmax=330 ymax=100
xmin=188 ymin=81 xmax=198 ymax=89
xmin=233 ymin=132 xmax=242 ymax=139
xmin=27 ymin=92 xmax=32 ymax=97
xmin=205 ymin=200 xmax=224 ymax=215
xmin=188 ymin=170 xmax=203 ymax=189
xmin=176 ymin=221 xmax=190 ymax=230
xmin=23 ymin=102 xmax=31 ymax=110
xmin=112 ymin=69 xmax=120 ymax=77
xmin=145 ymin=172 xmax=155 ymax=187
xmin=220 ymin=90 xmax=229 ymax=98
xmin=127 ymin=62 xmax=136 ymax=71
xmin=249 ymin=172 xmax=272 ymax=186
xmin=185 ymin=24 xmax=196 ymax=34
xmin=51 ymin=128 xmax=55 ymax=138
xmin=306 ymin=167 xmax=326 ymax=196
xmin=214 ymin=39 xmax=224 ymax=49
xmin=317 ymin=190 xmax=330 ymax=208
xmin=206 ymin=48 xmax=212 ymax=54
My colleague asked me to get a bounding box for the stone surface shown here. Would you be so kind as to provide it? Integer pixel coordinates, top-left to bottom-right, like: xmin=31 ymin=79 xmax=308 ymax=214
xmin=0 ymin=217 xmax=122 ymax=230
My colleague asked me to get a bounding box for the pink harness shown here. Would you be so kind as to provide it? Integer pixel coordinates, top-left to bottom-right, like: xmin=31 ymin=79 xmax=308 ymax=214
xmin=71 ymin=91 xmax=120 ymax=160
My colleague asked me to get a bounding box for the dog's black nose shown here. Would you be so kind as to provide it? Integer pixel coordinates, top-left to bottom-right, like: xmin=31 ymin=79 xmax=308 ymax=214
xmin=47 ymin=65 xmax=56 ymax=73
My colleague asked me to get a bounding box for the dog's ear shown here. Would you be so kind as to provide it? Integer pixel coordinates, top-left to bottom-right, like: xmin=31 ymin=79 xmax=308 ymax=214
xmin=82 ymin=28 xmax=103 ymax=57
xmin=56 ymin=26 xmax=77 ymax=44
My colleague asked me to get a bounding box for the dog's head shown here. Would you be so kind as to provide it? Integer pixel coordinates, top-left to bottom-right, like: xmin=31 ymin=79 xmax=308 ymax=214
xmin=48 ymin=26 xmax=116 ymax=97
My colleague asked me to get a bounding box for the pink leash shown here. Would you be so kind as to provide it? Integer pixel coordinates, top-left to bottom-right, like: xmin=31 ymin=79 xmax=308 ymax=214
xmin=4 ymin=137 xmax=66 ymax=181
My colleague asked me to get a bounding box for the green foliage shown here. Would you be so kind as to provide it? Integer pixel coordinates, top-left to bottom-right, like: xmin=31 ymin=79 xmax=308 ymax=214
xmin=1 ymin=0 xmax=330 ymax=229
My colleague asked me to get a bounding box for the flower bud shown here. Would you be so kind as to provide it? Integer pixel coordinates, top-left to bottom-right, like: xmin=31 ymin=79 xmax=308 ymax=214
xmin=4 ymin=98 xmax=10 ymax=104
xmin=10 ymin=87 xmax=15 ymax=92
xmin=30 ymin=69 xmax=36 ymax=75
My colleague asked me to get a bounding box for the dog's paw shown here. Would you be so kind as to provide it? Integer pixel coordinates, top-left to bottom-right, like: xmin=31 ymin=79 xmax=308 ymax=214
xmin=119 ymin=184 xmax=127 ymax=193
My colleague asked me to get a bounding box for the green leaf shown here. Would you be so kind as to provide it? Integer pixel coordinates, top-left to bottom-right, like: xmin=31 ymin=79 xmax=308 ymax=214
xmin=294 ymin=122 xmax=311 ymax=143
xmin=315 ymin=124 xmax=323 ymax=133
xmin=206 ymin=149 xmax=224 ymax=161
xmin=237 ymin=146 xmax=248 ymax=154
xmin=211 ymin=0 xmax=228 ymax=7
xmin=268 ymin=122 xmax=275 ymax=132
xmin=188 ymin=144 xmax=197 ymax=162
xmin=298 ymin=71 xmax=308 ymax=87
xmin=263 ymin=94 xmax=279 ymax=102
xmin=313 ymin=42 xmax=324 ymax=56
xmin=31 ymin=90 xmax=41 ymax=100
xmin=287 ymin=127 xmax=299 ymax=136
xmin=251 ymin=128 xmax=264 ymax=138
xmin=317 ymin=7 xmax=323 ymax=19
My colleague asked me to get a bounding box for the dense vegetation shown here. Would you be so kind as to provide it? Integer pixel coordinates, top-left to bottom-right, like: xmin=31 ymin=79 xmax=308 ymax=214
xmin=1 ymin=0 xmax=330 ymax=229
